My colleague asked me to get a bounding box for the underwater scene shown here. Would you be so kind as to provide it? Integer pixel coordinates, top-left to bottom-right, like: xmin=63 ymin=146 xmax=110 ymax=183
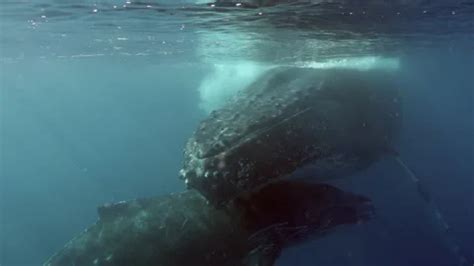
xmin=0 ymin=0 xmax=473 ymax=265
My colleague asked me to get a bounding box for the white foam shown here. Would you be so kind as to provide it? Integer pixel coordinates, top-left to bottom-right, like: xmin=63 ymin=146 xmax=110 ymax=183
xmin=198 ymin=56 xmax=399 ymax=113
xmin=294 ymin=56 xmax=400 ymax=71
xmin=198 ymin=61 xmax=271 ymax=113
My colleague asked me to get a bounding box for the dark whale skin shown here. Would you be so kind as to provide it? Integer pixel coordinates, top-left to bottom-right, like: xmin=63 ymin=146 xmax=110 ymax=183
xmin=182 ymin=67 xmax=401 ymax=206
xmin=44 ymin=181 xmax=374 ymax=266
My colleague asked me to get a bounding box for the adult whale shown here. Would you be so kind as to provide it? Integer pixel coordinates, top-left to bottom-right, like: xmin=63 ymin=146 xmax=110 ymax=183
xmin=44 ymin=181 xmax=374 ymax=266
xmin=182 ymin=67 xmax=401 ymax=206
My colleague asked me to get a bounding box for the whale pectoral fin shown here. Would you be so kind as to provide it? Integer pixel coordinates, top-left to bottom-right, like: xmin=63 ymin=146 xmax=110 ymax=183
xmin=243 ymin=245 xmax=280 ymax=266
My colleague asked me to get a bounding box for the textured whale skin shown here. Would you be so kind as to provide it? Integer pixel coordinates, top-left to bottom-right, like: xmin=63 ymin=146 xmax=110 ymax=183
xmin=44 ymin=181 xmax=374 ymax=266
xmin=182 ymin=67 xmax=401 ymax=206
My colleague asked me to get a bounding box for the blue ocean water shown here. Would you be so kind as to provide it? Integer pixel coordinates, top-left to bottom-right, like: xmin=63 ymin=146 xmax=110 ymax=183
xmin=0 ymin=1 xmax=473 ymax=265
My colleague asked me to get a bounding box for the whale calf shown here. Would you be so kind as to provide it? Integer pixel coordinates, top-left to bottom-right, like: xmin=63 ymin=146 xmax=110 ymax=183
xmin=182 ymin=67 xmax=401 ymax=206
xmin=44 ymin=181 xmax=374 ymax=266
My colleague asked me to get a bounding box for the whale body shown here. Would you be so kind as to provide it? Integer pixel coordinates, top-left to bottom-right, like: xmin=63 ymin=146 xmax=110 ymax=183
xmin=44 ymin=181 xmax=374 ymax=266
xmin=182 ymin=67 xmax=401 ymax=206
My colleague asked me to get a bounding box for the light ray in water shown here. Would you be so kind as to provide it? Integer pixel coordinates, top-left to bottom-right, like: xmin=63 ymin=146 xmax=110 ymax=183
xmin=394 ymin=156 xmax=469 ymax=266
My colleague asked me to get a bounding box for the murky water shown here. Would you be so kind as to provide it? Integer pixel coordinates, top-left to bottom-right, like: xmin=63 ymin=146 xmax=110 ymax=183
xmin=1 ymin=1 xmax=473 ymax=265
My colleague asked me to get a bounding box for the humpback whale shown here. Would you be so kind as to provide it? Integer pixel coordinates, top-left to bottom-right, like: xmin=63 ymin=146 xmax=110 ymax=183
xmin=44 ymin=181 xmax=374 ymax=266
xmin=189 ymin=64 xmax=469 ymax=264
xmin=182 ymin=67 xmax=401 ymax=206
